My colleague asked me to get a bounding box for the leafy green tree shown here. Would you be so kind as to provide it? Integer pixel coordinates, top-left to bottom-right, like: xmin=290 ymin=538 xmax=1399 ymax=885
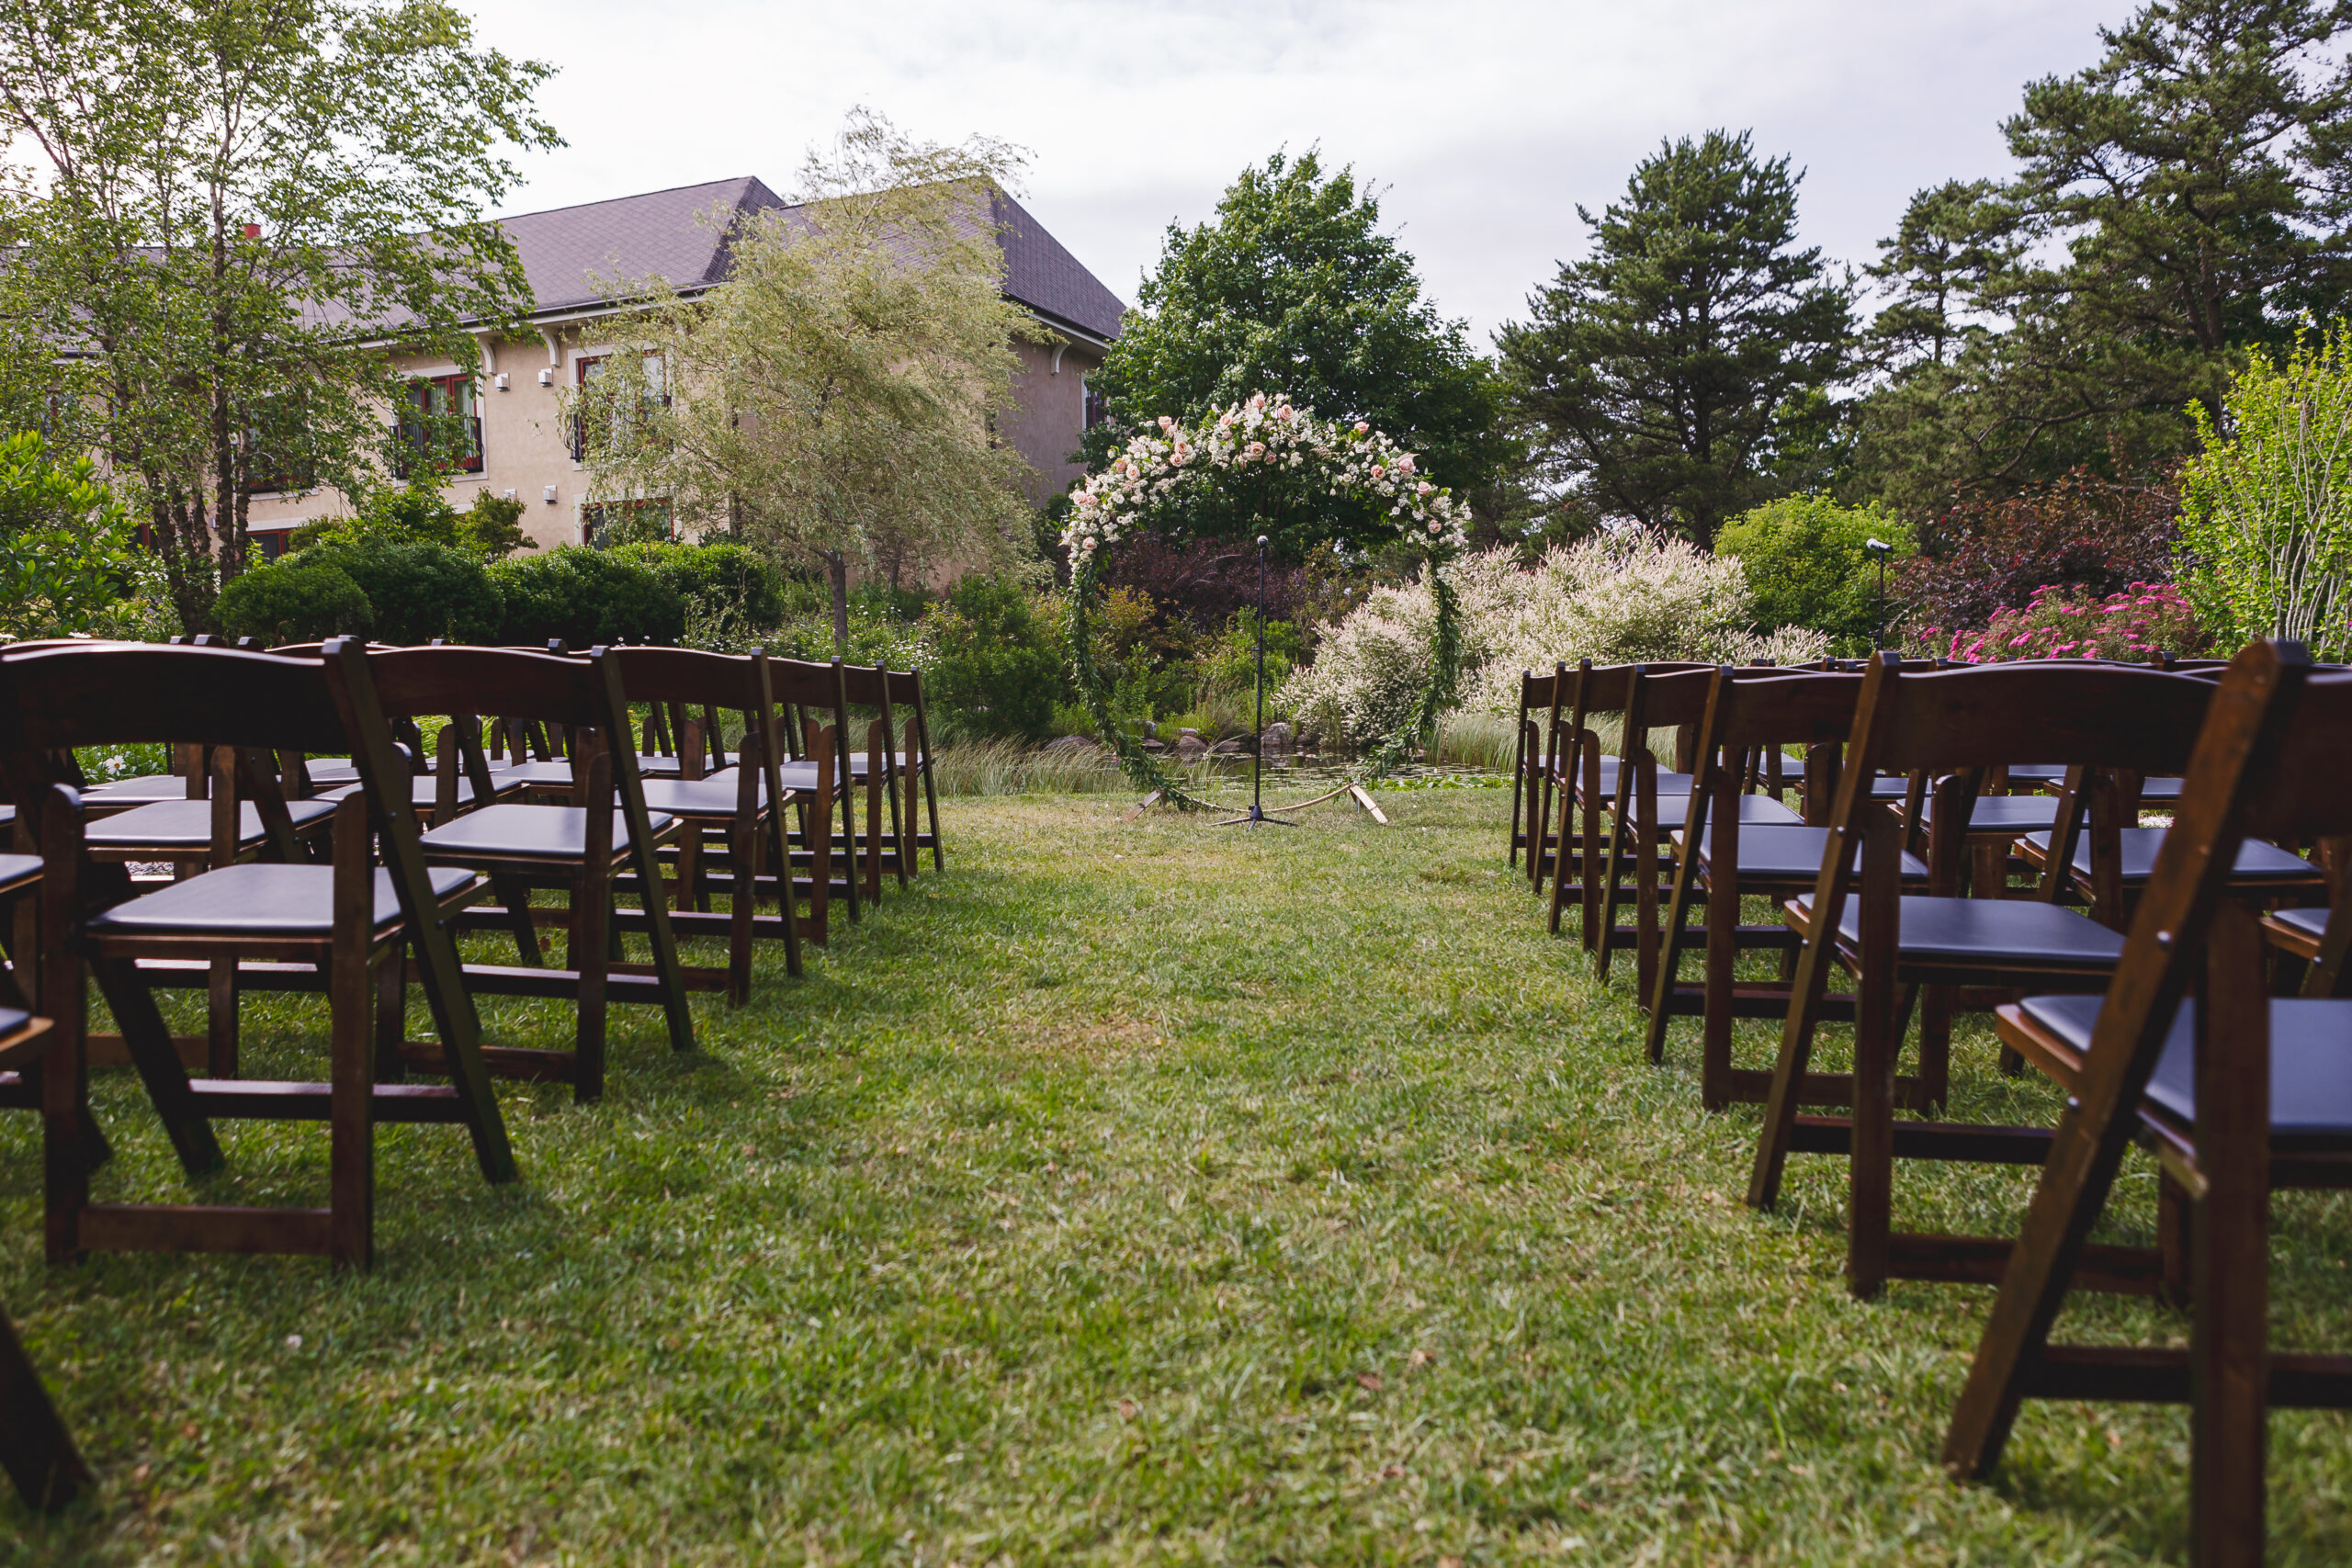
xmin=2177 ymin=327 xmax=2352 ymax=658
xmin=576 ymin=110 xmax=1038 ymax=653
xmin=0 ymin=0 xmax=557 ymax=631
xmin=1858 ymin=0 xmax=2352 ymax=506
xmin=0 ymin=430 xmax=131 ymax=637
xmin=1082 ymin=150 xmax=1506 ymax=506
xmin=1714 ymin=494 xmax=1915 ymax=653
xmin=1498 ymin=130 xmax=1854 ymax=546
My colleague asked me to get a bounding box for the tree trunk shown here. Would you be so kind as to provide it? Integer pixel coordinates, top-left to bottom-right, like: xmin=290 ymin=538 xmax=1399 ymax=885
xmin=825 ymin=551 xmax=850 ymax=656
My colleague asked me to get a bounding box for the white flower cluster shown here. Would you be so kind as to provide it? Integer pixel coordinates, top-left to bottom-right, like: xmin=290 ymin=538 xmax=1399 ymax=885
xmin=1058 ymin=393 xmax=1469 ymax=566
xmin=1280 ymin=533 xmax=1832 ymax=746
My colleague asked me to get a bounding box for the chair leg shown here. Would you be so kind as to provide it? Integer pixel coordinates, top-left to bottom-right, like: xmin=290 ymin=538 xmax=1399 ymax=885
xmin=374 ymin=944 xmax=407 ymax=1083
xmin=0 ymin=1309 xmax=91 ymax=1512
xmin=571 ymin=871 xmax=608 ymax=1104
xmin=2193 ymin=900 xmax=2270 ymax=1567
xmin=1701 ymin=873 xmax=1738 ymax=1109
xmin=327 ymin=949 xmax=375 ymax=1273
xmin=205 ymin=955 xmax=238 ymax=1077
xmin=726 ymin=818 xmax=755 ymax=1006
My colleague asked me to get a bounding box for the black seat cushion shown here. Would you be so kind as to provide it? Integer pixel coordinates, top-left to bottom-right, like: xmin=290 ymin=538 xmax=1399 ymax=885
xmin=1797 ymin=893 xmax=2129 ymax=969
xmin=84 ymin=773 xmax=187 ymax=802
xmin=83 ymin=797 xmax=337 ymax=852
xmin=491 ymin=759 xmax=579 ymax=789
xmin=1916 ymin=794 xmax=2064 ymax=832
xmin=418 ymin=804 xmax=670 ymax=863
xmin=0 ymin=853 xmax=38 ymax=897
xmin=2136 ymin=775 xmax=2185 ymax=802
xmin=1685 ymin=825 xmax=1928 ymax=882
xmin=2273 ymin=906 xmax=2330 ymax=942
xmin=86 ymin=863 xmax=478 ymax=938
xmin=2018 ymin=828 xmax=2322 ymax=886
xmin=639 ymin=773 xmax=763 ymax=817
xmin=1578 ymin=762 xmax=1693 ymax=802
xmin=1629 ymin=791 xmax=1802 ymax=831
xmin=2019 ymin=993 xmax=2352 ymax=1137
xmin=327 ymin=774 xmax=505 ymax=810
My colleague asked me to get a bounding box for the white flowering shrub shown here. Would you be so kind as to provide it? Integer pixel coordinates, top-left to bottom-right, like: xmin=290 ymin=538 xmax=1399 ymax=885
xmin=1283 ymin=531 xmax=1829 ymax=745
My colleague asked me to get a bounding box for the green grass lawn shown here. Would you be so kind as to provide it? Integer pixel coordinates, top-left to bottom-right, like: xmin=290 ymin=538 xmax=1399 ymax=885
xmin=4 ymin=790 xmax=2348 ymax=1564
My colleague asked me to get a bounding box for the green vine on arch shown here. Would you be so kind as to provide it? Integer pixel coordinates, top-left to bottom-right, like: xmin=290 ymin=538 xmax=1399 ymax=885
xmin=1061 ymin=394 xmax=1466 ymax=811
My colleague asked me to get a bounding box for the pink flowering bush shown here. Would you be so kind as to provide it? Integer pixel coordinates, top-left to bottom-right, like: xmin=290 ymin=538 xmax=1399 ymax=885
xmin=1928 ymin=581 xmax=2205 ymax=663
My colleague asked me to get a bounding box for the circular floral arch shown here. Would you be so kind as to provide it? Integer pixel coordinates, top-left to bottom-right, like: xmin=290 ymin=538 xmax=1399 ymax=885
xmin=1060 ymin=394 xmax=1467 ymax=810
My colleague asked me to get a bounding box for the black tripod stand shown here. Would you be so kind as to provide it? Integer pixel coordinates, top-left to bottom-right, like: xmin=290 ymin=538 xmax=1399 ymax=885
xmin=1216 ymin=535 xmax=1295 ymax=828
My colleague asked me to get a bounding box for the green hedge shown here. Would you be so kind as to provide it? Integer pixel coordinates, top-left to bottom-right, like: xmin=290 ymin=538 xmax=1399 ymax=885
xmin=215 ymin=559 xmax=375 ymax=644
xmin=489 ymin=546 xmax=684 ymax=648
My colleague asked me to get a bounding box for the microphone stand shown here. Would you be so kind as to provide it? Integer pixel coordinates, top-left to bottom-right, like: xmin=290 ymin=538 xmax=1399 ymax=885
xmin=1216 ymin=534 xmax=1295 ymax=827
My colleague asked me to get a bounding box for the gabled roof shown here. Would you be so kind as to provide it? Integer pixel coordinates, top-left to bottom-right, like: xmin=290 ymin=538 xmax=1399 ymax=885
xmin=990 ymin=188 xmax=1127 ymax=344
xmin=492 ymin=176 xmax=1127 ymax=343
xmin=496 ymin=175 xmax=786 ymax=316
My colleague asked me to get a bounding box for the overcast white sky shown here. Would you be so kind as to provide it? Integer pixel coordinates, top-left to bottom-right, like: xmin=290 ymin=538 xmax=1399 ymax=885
xmin=469 ymin=0 xmax=2130 ymax=344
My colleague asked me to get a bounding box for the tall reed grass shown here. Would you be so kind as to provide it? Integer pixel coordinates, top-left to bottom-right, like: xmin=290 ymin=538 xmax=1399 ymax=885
xmin=929 ymin=739 xmax=1130 ymax=796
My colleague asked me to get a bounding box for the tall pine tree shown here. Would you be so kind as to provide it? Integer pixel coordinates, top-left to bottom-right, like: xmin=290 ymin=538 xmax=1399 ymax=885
xmin=1498 ymin=130 xmax=1852 ymax=545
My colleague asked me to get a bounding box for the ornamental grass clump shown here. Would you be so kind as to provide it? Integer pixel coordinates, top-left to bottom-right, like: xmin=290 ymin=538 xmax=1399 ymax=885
xmin=1930 ymin=581 xmax=2203 ymax=663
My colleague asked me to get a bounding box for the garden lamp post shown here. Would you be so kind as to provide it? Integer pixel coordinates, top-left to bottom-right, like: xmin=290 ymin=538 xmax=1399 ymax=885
xmin=1216 ymin=535 xmax=1295 ymax=828
xmin=1865 ymin=537 xmax=1894 ymax=652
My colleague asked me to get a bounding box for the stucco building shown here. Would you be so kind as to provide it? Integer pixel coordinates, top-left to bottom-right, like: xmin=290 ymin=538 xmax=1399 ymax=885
xmin=242 ymin=176 xmax=1126 ymax=555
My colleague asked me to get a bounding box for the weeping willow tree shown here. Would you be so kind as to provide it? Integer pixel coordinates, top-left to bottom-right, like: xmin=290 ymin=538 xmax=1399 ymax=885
xmin=2177 ymin=329 xmax=2352 ymax=660
xmin=574 ymin=109 xmax=1045 ymax=651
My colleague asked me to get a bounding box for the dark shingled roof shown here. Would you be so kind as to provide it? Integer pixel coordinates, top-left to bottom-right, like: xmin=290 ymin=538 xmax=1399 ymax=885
xmin=494 ymin=175 xmax=1125 ymax=342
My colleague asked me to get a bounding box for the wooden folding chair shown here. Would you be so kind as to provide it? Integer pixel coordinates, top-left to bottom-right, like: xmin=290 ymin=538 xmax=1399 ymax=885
xmin=600 ymin=646 xmax=800 ymax=1000
xmin=835 ymin=662 xmax=910 ymax=900
xmin=1596 ymin=666 xmax=1805 ymax=999
xmin=884 ymin=667 xmax=944 ymax=874
xmin=0 ymin=640 xmax=517 ymax=1270
xmin=1645 ymin=667 xmax=1937 ymax=1108
xmin=1944 ymin=640 xmax=2352 ymax=1567
xmin=768 ymin=658 xmax=859 ymax=929
xmin=1509 ymin=665 xmax=1566 ymax=871
xmin=1541 ymin=660 xmax=1714 ymax=943
xmin=1745 ymin=655 xmax=2220 ymax=1298
xmin=0 ymin=994 xmax=91 ymax=1513
xmin=359 ymin=645 xmax=695 ymax=1101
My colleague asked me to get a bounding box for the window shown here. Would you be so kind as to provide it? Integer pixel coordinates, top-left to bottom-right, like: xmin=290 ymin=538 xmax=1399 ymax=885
xmin=582 ymin=499 xmax=673 ymax=548
xmin=571 ymin=351 xmax=667 ymax=462
xmin=244 ymin=390 xmax=320 ymax=495
xmin=398 ymin=373 xmax=483 ymax=476
xmin=1083 ymin=377 xmax=1106 ymax=430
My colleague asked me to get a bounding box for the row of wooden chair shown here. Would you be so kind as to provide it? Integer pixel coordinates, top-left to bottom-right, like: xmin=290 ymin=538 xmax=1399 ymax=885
xmin=0 ymin=635 xmax=944 ymax=1513
xmin=1509 ymin=646 xmax=2345 ymax=1563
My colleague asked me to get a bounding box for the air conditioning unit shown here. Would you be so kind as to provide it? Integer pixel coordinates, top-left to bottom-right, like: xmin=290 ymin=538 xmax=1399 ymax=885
xmin=542 ymin=485 xmax=558 ymax=504
xmin=537 ymin=367 xmax=554 ymax=387
xmin=494 ymin=371 xmax=511 ymax=391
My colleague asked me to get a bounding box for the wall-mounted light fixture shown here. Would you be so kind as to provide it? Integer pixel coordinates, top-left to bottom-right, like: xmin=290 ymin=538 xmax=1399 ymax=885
xmin=537 ymin=367 xmax=554 ymax=387
xmin=543 ymin=485 xmax=558 ymax=504
xmin=494 ymin=372 xmax=511 ymax=391
xmin=502 ymin=489 xmax=517 ymax=502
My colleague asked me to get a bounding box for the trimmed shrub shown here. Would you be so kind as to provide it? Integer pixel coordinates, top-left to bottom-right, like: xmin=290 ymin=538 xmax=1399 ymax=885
xmin=919 ymin=575 xmax=1069 ymax=741
xmin=612 ymin=540 xmax=787 ymax=630
xmin=216 ymin=559 xmax=375 ymax=645
xmin=300 ymin=536 xmax=503 ymax=645
xmin=1715 ymin=495 xmax=1913 ymax=652
xmin=490 ymin=546 xmax=684 ymax=648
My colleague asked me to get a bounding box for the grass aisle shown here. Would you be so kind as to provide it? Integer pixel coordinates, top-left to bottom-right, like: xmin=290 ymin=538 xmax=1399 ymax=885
xmin=3 ymin=791 xmax=2347 ymax=1564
